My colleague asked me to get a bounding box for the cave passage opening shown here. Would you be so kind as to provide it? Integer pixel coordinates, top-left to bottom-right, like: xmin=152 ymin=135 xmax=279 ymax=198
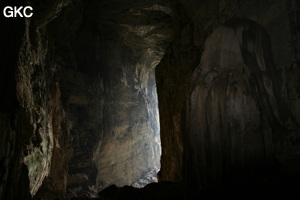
xmin=95 ymin=67 xmax=162 ymax=192
xmin=131 ymin=74 xmax=162 ymax=188
xmin=70 ymin=0 xmax=173 ymax=194
xmin=15 ymin=0 xmax=173 ymax=196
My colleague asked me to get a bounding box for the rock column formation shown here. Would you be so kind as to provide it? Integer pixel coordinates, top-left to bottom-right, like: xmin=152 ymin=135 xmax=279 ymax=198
xmin=156 ymin=0 xmax=300 ymax=198
xmin=185 ymin=18 xmax=288 ymax=193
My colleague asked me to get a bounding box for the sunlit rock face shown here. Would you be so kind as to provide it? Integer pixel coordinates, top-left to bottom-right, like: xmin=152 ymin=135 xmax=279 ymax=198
xmin=87 ymin=0 xmax=174 ymax=192
xmin=2 ymin=0 xmax=175 ymax=198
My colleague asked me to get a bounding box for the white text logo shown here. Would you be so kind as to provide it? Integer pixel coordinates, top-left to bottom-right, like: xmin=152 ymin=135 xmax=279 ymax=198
xmin=3 ymin=6 xmax=33 ymax=18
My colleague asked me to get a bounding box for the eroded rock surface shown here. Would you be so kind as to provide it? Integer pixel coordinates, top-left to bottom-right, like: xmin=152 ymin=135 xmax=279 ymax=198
xmin=2 ymin=0 xmax=175 ymax=199
xmin=186 ymin=18 xmax=288 ymax=192
xmin=0 ymin=0 xmax=300 ymax=200
xmin=156 ymin=0 xmax=300 ymax=198
xmin=50 ymin=0 xmax=175 ymax=196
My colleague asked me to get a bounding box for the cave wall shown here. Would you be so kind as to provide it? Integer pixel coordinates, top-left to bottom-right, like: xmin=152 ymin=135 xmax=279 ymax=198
xmin=0 ymin=0 xmax=300 ymax=199
xmin=186 ymin=17 xmax=289 ymax=192
xmin=1 ymin=0 xmax=177 ymax=199
xmin=13 ymin=1 xmax=71 ymax=199
xmin=156 ymin=0 xmax=300 ymax=198
xmin=48 ymin=0 xmax=176 ymax=196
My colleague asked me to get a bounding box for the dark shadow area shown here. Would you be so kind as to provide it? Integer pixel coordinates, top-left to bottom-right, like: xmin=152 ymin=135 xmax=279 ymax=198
xmin=1 ymin=1 xmax=300 ymax=200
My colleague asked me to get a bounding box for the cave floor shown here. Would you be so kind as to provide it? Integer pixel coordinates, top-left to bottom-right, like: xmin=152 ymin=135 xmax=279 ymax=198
xmin=65 ymin=176 xmax=300 ymax=200
xmin=65 ymin=156 xmax=300 ymax=200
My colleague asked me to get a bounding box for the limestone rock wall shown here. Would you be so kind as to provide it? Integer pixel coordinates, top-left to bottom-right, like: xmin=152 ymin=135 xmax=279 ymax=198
xmin=1 ymin=0 xmax=300 ymax=199
xmin=80 ymin=0 xmax=175 ymax=192
xmin=156 ymin=0 xmax=300 ymax=197
xmin=2 ymin=0 xmax=176 ymax=199
xmin=186 ymin=18 xmax=289 ymax=193
xmin=47 ymin=0 xmax=175 ymax=196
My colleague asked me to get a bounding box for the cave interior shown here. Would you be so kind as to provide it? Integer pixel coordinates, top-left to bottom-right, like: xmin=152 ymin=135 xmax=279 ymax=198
xmin=1 ymin=0 xmax=300 ymax=199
